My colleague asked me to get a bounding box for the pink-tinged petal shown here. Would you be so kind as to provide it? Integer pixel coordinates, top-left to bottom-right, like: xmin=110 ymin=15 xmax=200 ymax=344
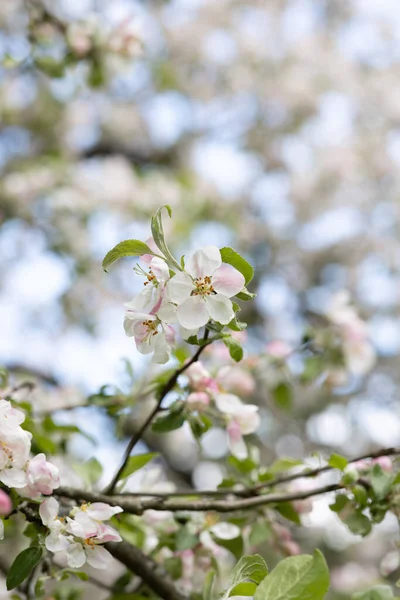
xmin=187 ymin=246 xmax=221 ymax=278
xmin=85 ymin=545 xmax=113 ymax=569
xmin=177 ymin=296 xmax=209 ymax=329
xmin=214 ymin=393 xmax=243 ymax=414
xmin=226 ymin=422 xmax=248 ymax=459
xmin=166 ymin=272 xmax=193 ymax=304
xmin=212 ymin=265 xmax=245 ymax=297
xmin=164 ymin=325 xmax=176 ymax=345
xmin=40 ymin=497 xmax=60 ymax=526
xmin=66 ymin=543 xmax=86 ymax=569
xmin=140 ymin=237 xmax=160 ymax=265
xmin=150 ymin=257 xmax=170 ymax=283
xmin=95 ymin=524 xmax=122 ymax=543
xmin=86 ymin=503 xmax=123 ymax=521
xmin=0 ymin=468 xmax=27 ymax=489
xmin=234 ymin=406 xmax=260 ymax=435
xmin=205 ymin=294 xmax=234 ymax=325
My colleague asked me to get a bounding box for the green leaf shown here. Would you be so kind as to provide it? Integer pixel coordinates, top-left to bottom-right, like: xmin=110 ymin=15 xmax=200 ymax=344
xmin=229 ymin=582 xmax=257 ymax=596
xmin=34 ymin=57 xmax=65 ymax=78
xmin=328 ymin=453 xmax=348 ymax=471
xmin=151 ymin=206 xmax=181 ymax=271
xmin=74 ymin=457 xmax=103 ymax=486
xmin=276 ymin=502 xmax=301 ymax=525
xmin=353 ymin=484 xmax=368 ymax=508
xmin=236 ymin=287 xmax=256 ymax=301
xmin=352 ymin=586 xmax=395 ymax=599
xmin=102 ymin=240 xmax=155 ymax=272
xmin=7 ymin=546 xmax=43 ymax=590
xmin=211 ymin=532 xmax=244 ymax=560
xmin=273 ymin=383 xmax=292 ymax=410
xmin=343 ymin=511 xmax=372 ymax=537
xmin=268 ymin=458 xmax=303 ymax=474
xmin=223 ymin=336 xmax=243 ymax=362
xmin=228 ymin=554 xmax=269 ymax=592
xmin=220 ymin=247 xmax=254 ymax=285
xmin=370 ymin=464 xmax=393 ymax=500
xmin=152 ymin=411 xmax=185 ymax=433
xmin=253 ymin=549 xmax=330 ymax=600
xmin=228 ymin=455 xmax=258 ymax=474
xmin=175 ymin=527 xmax=199 ymax=551
xmin=249 ymin=521 xmax=272 ymax=545
xmin=119 ymin=453 xmax=159 ymax=481
xmin=164 ymin=556 xmax=183 ymax=579
xmin=203 ymin=570 xmax=216 ymax=600
xmin=329 ymin=494 xmax=350 ymax=513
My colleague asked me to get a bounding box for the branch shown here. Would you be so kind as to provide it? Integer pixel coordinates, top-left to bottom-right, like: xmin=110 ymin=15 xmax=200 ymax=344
xmin=56 ymin=482 xmax=343 ymax=513
xmin=105 ymin=541 xmax=189 ymax=600
xmin=104 ymin=330 xmax=211 ymax=494
xmin=108 ymin=446 xmax=400 ymax=499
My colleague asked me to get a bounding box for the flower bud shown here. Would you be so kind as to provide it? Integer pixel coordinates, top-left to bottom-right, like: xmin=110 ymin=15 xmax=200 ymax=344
xmin=0 ymin=490 xmax=12 ymax=516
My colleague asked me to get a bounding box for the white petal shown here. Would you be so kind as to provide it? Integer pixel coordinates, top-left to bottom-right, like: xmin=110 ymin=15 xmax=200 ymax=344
xmin=228 ymin=434 xmax=248 ymax=459
xmin=177 ymin=296 xmax=209 ymax=329
xmin=152 ymin=333 xmax=171 ymax=364
xmin=179 ymin=325 xmax=199 ymax=340
xmin=214 ymin=393 xmax=243 ymax=414
xmin=39 ymin=497 xmax=59 ymax=526
xmin=235 ymin=406 xmax=261 ymax=435
xmin=0 ymin=468 xmax=27 ymax=489
xmin=124 ymin=288 xmax=154 ymax=311
xmin=157 ymin=301 xmax=178 ymax=323
xmin=187 ymin=246 xmax=221 ymax=278
xmin=150 ymin=257 xmax=170 ymax=283
xmin=210 ymin=522 xmax=241 ymax=540
xmin=212 ymin=265 xmax=245 ymax=297
xmin=66 ymin=543 xmax=87 ymax=569
xmin=206 ymin=294 xmax=234 ymax=325
xmin=85 ymin=545 xmax=113 ymax=569
xmin=45 ymin=531 xmax=70 ymax=553
xmin=86 ymin=503 xmax=123 ymax=521
xmin=166 ymin=272 xmax=193 ymax=304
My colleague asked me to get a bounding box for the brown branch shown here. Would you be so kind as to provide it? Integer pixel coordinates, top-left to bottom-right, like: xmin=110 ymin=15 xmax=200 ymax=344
xmin=56 ymin=482 xmax=343 ymax=514
xmin=104 ymin=330 xmax=211 ymax=494
xmin=107 ymin=446 xmax=400 ymax=499
xmin=105 ymin=541 xmax=188 ymax=600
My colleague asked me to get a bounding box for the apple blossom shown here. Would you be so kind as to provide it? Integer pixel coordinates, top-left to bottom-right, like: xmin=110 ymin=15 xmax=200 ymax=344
xmin=18 ymin=453 xmax=60 ymax=500
xmin=186 ymin=392 xmax=210 ymax=411
xmin=214 ymin=393 xmax=260 ymax=459
xmin=216 ymin=365 xmax=255 ymax=396
xmin=0 ymin=426 xmax=32 ymax=488
xmin=186 ymin=362 xmax=218 ymax=393
xmin=124 ymin=303 xmax=176 ymax=364
xmin=0 ymin=399 xmax=26 ymax=427
xmin=132 ymin=256 xmax=170 ymax=312
xmin=166 ymin=246 xmax=245 ymax=330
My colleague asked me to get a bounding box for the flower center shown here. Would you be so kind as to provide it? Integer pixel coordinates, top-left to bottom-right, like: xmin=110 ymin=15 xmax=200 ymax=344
xmin=192 ymin=276 xmax=215 ymax=297
xmin=84 ymin=537 xmax=96 ymax=547
xmin=143 ymin=267 xmax=157 ymax=287
xmin=141 ymin=319 xmax=159 ymax=342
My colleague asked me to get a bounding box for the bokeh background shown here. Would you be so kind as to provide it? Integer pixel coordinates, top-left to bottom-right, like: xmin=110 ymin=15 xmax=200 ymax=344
xmin=1 ymin=0 xmax=400 ymax=597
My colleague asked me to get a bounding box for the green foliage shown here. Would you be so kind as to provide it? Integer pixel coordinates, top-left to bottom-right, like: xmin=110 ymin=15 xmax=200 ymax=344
xmin=119 ymin=453 xmax=159 ymax=482
xmin=152 ymin=411 xmax=185 ymax=432
xmin=210 ymin=530 xmax=244 ymax=560
xmin=370 ymin=464 xmax=393 ymax=500
xmin=203 ymin=571 xmax=216 ymax=600
xmin=223 ymin=335 xmax=244 ymax=362
xmin=343 ymin=511 xmax=372 ymax=537
xmin=220 ymin=247 xmax=254 ymax=285
xmin=151 ymin=205 xmax=182 ymax=271
xmin=253 ymin=550 xmax=330 ymax=600
xmin=7 ymin=546 xmax=43 ymax=590
xmin=328 ymin=453 xmax=348 ymax=471
xmin=223 ymin=554 xmax=268 ymax=598
xmin=73 ymin=457 xmax=103 ymax=486
xmin=102 ymin=240 xmax=155 ymax=271
xmin=352 ymin=587 xmax=396 ymax=599
xmin=272 ymin=382 xmax=293 ymax=410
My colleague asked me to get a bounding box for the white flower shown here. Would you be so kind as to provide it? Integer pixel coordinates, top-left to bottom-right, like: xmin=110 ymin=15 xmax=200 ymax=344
xmin=0 ymin=426 xmax=32 ymax=488
xmin=166 ymin=246 xmax=245 ymax=330
xmin=133 ymin=256 xmax=171 ymax=313
xmin=124 ymin=304 xmax=176 ymax=364
xmin=0 ymin=399 xmax=26 ymax=428
xmin=214 ymin=393 xmax=260 ymax=459
xmin=40 ymin=498 xmax=71 ymax=553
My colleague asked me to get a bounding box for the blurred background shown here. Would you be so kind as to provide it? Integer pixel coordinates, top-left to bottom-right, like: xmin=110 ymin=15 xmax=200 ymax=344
xmin=1 ymin=0 xmax=400 ymax=597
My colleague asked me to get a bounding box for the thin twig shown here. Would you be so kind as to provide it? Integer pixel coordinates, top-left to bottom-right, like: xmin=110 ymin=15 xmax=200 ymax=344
xmin=56 ymin=482 xmax=343 ymax=514
xmin=104 ymin=330 xmax=211 ymax=494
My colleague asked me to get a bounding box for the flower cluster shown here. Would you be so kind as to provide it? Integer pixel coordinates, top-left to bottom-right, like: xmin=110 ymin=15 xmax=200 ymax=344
xmin=185 ymin=361 xmax=260 ymax=458
xmin=40 ymin=498 xmax=122 ymax=569
xmin=124 ymin=244 xmax=246 ymax=364
xmin=325 ymin=291 xmax=376 ymax=380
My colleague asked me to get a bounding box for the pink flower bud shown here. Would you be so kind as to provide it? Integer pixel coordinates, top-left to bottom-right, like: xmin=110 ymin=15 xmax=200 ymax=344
xmin=0 ymin=490 xmax=12 ymax=516
xmin=372 ymin=456 xmax=393 ymax=472
xmin=281 ymin=540 xmax=301 ymax=556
